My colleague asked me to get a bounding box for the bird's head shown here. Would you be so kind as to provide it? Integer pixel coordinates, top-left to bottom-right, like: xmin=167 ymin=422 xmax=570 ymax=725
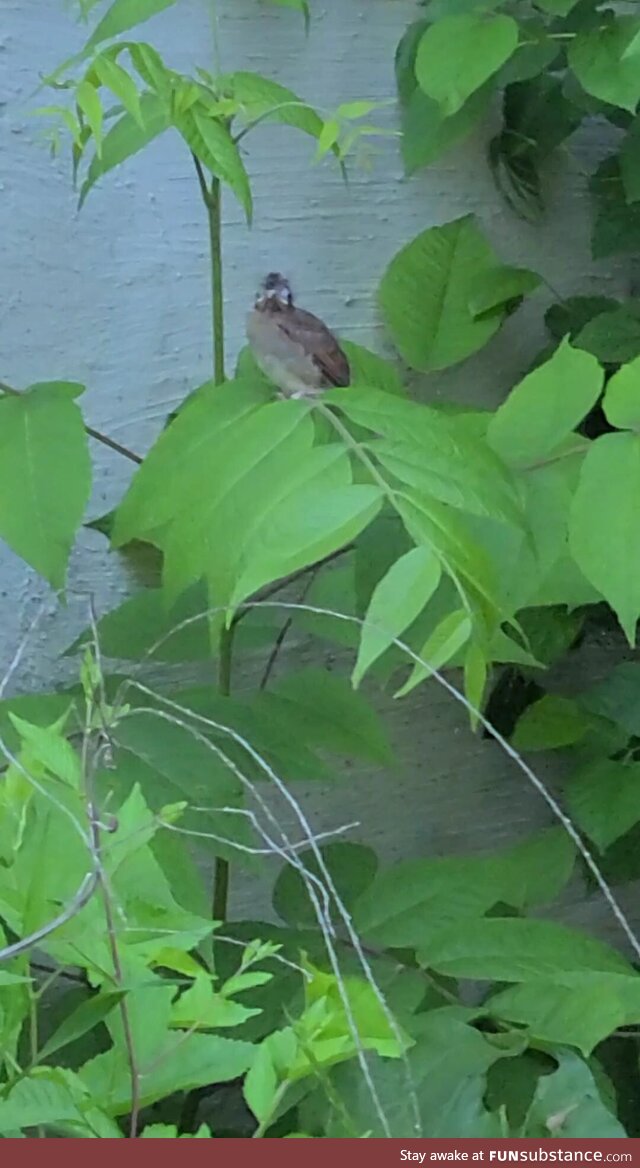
xmin=255 ymin=272 xmax=293 ymax=309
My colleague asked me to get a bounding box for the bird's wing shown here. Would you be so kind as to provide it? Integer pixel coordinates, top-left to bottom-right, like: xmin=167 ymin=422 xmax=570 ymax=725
xmin=275 ymin=307 xmax=351 ymax=387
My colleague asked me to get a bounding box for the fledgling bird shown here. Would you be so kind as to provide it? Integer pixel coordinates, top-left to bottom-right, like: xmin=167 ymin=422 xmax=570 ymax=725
xmin=246 ymin=272 xmax=350 ymax=399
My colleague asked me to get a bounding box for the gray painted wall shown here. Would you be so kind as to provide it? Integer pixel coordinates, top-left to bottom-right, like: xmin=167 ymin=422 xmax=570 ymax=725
xmin=2 ymin=0 xmax=636 ymax=940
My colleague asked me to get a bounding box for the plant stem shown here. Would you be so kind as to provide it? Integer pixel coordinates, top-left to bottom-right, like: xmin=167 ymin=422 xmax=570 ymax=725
xmin=208 ymin=177 xmax=225 ymax=385
xmin=212 ymin=622 xmax=234 ymax=922
xmin=192 ymin=154 xmax=225 ymax=384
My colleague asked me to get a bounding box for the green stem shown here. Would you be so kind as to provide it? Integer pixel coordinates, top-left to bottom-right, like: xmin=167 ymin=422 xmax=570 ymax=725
xmin=192 ymin=155 xmax=225 ymax=384
xmin=212 ymin=623 xmax=234 ymax=922
xmin=209 ymin=178 xmax=225 ymax=385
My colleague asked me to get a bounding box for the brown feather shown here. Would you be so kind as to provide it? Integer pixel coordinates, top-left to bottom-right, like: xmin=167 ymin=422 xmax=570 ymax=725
xmin=272 ymin=305 xmax=350 ymax=388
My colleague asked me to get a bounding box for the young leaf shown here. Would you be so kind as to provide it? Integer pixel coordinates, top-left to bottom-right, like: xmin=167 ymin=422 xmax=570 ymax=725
xmin=76 ymin=80 xmax=103 ymax=155
xmin=569 ymin=431 xmax=640 ymax=644
xmin=80 ymin=92 xmax=170 ymax=204
xmin=603 ymin=355 xmax=640 ymax=430
xmin=378 ymin=215 xmax=505 ymax=371
xmin=487 ymin=339 xmax=604 ymax=468
xmin=353 ymin=546 xmax=441 ymax=686
xmin=222 ymin=72 xmax=323 ymax=141
xmin=0 ymin=383 xmax=91 ymax=588
xmin=415 ymin=14 xmax=518 ymax=117
xmin=93 ymin=54 xmax=143 ymax=126
xmin=394 ymin=609 xmax=472 ymax=697
xmin=178 ymin=109 xmax=252 ymax=222
xmin=569 ymin=17 xmax=640 ymax=114
xmin=85 ymin=0 xmax=178 ymax=51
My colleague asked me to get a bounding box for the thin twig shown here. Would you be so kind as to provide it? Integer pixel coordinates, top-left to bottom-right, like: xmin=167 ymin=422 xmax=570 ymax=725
xmin=0 ymin=380 xmax=142 ymax=465
xmin=259 ymin=566 xmax=320 ymax=690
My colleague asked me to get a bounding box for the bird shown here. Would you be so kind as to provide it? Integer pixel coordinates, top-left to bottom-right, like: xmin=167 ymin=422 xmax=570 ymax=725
xmin=246 ymin=272 xmax=350 ymax=399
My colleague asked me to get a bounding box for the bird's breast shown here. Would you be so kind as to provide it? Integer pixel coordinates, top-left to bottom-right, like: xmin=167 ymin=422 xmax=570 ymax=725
xmin=246 ymin=309 xmax=324 ymax=396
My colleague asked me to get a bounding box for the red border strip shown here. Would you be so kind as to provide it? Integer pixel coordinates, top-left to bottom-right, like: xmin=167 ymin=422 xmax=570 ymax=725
xmin=3 ymin=1138 xmax=639 ymax=1162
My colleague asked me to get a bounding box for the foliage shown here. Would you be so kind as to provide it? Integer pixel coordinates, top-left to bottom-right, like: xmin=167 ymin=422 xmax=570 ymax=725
xmin=2 ymin=0 xmax=640 ymax=1139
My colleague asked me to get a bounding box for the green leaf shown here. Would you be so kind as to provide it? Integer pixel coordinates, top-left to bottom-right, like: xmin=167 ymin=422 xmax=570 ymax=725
xmin=80 ymin=92 xmax=169 ymax=204
xmin=498 ymin=21 xmax=560 ymax=85
xmin=545 ymin=296 xmax=620 ymax=343
xmin=415 ymin=14 xmax=518 ymax=117
xmin=261 ymin=669 xmax=393 ymax=765
xmin=93 ymin=54 xmax=143 ymax=126
xmin=581 ymin=662 xmax=640 ymax=736
xmin=352 ymin=829 xmax=572 ymax=951
xmin=468 ymin=265 xmax=541 ymax=319
xmin=568 ymin=759 xmax=640 ymax=852
xmin=341 ymin=342 xmax=405 ymax=397
xmin=353 ymin=546 xmax=441 ymax=686
xmin=80 ymin=1034 xmax=254 ymax=1116
xmin=8 ymin=714 xmax=80 ymax=786
xmin=0 ymin=383 xmax=91 ymax=588
xmin=222 ymin=72 xmax=323 ymax=140
xmin=569 ymin=431 xmax=640 ymax=643
xmin=178 ymin=108 xmax=252 ymax=222
xmin=569 ymin=17 xmax=640 ymax=114
xmin=395 ymin=18 xmax=430 ymax=107
xmin=395 ymin=610 xmax=472 ymax=697
xmin=487 ymin=339 xmax=604 ymax=468
xmin=603 ymin=355 xmax=640 ymax=429
xmin=76 ymin=80 xmax=103 ymax=154
xmin=37 ymin=992 xmax=125 ymax=1063
xmin=273 ymin=842 xmax=377 ymax=927
xmin=329 ymin=1011 xmax=504 ymax=1137
xmin=491 ymin=977 xmax=640 ymax=1059
xmin=0 ymin=1068 xmax=115 ymax=1136
xmin=575 ymin=304 xmax=640 ymax=364
xmin=591 ymin=156 xmax=640 ymax=259
xmin=378 ymin=215 xmax=505 ymax=371
xmin=85 ymin=0 xmax=177 ymax=51
xmin=401 ymin=87 xmax=491 ymax=176
xmin=502 ymin=76 xmax=583 ymax=162
xmin=525 ymin=1051 xmax=627 ymax=1136
xmin=424 ymin=917 xmax=633 ymax=981
xmin=330 ymin=387 xmax=522 ymax=527
xmin=511 ymin=695 xmax=596 ymax=751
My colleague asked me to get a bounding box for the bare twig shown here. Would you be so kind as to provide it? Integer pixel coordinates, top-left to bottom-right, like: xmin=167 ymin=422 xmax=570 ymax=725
xmin=0 ymin=380 xmax=143 ymax=466
xmin=259 ymin=566 xmax=320 ymax=690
